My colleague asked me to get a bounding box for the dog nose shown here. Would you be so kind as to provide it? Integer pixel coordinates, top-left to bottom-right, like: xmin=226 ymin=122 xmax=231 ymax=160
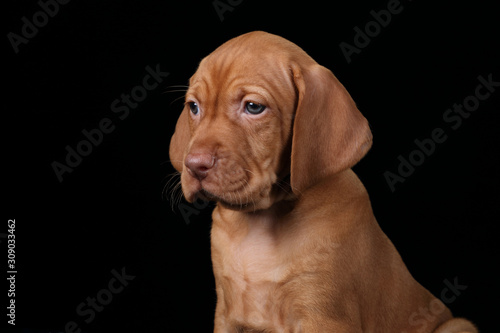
xmin=185 ymin=153 xmax=215 ymax=180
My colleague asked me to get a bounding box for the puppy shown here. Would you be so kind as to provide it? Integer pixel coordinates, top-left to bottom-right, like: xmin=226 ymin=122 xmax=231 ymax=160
xmin=169 ymin=31 xmax=478 ymax=333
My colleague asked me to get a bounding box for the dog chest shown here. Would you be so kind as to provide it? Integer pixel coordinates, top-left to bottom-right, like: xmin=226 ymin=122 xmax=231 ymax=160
xmin=211 ymin=211 xmax=293 ymax=329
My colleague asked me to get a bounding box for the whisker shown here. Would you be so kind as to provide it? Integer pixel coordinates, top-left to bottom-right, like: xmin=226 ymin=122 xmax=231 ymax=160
xmin=159 ymin=170 xmax=187 ymax=212
xmin=160 ymin=160 xmax=172 ymax=166
xmin=163 ymin=89 xmax=188 ymax=94
xmin=164 ymin=172 xmax=180 ymax=190
xmin=243 ymin=168 xmax=256 ymax=176
xmin=170 ymin=180 xmax=182 ymax=199
xmin=238 ymin=188 xmax=243 ymax=208
xmin=161 ymin=173 xmax=178 ymax=199
xmin=168 ymin=183 xmax=179 ymax=211
xmin=241 ymin=178 xmax=256 ymax=212
xmin=230 ymin=192 xmax=235 ymax=207
xmin=170 ymin=95 xmax=187 ymax=106
xmin=175 ymin=183 xmax=184 ymax=209
xmin=161 ymin=84 xmax=188 ymax=106
xmin=163 ymin=85 xmax=189 ymax=93
xmin=169 ymin=181 xmax=183 ymax=211
xmin=240 ymin=170 xmax=259 ymax=211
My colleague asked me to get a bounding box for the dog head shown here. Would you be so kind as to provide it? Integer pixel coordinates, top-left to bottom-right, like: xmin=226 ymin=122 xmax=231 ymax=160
xmin=169 ymin=31 xmax=372 ymax=211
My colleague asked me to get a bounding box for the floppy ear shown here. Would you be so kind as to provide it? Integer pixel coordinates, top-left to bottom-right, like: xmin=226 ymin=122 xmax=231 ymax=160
xmin=169 ymin=107 xmax=191 ymax=172
xmin=290 ymin=63 xmax=372 ymax=194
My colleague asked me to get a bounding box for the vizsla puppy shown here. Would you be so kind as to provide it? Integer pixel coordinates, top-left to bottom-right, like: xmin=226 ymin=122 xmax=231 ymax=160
xmin=169 ymin=31 xmax=477 ymax=333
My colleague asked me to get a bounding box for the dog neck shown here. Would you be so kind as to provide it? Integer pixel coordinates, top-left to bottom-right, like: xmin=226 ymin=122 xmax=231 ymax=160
xmin=213 ymin=169 xmax=370 ymax=238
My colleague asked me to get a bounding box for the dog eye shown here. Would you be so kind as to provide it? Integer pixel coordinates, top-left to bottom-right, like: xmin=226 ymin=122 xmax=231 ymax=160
xmin=188 ymin=102 xmax=199 ymax=115
xmin=245 ymin=102 xmax=266 ymax=114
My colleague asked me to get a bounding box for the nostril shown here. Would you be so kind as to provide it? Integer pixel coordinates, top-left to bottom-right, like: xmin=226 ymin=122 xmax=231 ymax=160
xmin=185 ymin=153 xmax=215 ymax=180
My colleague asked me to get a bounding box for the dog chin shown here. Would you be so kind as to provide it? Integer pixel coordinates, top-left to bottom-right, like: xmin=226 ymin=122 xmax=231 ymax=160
xmin=183 ymin=185 xmax=273 ymax=212
xmin=182 ymin=173 xmax=279 ymax=211
xmin=197 ymin=188 xmax=262 ymax=211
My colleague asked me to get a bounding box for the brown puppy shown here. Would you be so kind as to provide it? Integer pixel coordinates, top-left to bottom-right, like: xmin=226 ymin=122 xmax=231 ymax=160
xmin=169 ymin=31 xmax=478 ymax=333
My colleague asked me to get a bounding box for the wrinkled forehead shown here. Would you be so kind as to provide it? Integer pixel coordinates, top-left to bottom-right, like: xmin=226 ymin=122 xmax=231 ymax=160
xmin=188 ymin=51 xmax=293 ymax=103
xmin=187 ymin=32 xmax=311 ymax=103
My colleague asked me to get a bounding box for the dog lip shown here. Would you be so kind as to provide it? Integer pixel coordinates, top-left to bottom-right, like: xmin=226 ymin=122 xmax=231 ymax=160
xmin=198 ymin=189 xmax=216 ymax=201
xmin=191 ymin=188 xmax=224 ymax=204
xmin=197 ymin=189 xmax=231 ymax=204
xmin=197 ymin=188 xmax=252 ymax=210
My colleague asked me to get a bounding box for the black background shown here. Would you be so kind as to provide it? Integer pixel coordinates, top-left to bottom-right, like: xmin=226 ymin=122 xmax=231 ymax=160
xmin=5 ymin=0 xmax=499 ymax=332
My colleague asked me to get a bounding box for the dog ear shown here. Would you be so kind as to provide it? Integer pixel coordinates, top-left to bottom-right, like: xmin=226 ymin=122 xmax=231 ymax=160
xmin=169 ymin=106 xmax=191 ymax=172
xmin=289 ymin=63 xmax=372 ymax=195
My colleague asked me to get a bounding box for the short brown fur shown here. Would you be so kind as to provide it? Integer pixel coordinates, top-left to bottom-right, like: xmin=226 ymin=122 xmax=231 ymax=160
xmin=169 ymin=31 xmax=477 ymax=333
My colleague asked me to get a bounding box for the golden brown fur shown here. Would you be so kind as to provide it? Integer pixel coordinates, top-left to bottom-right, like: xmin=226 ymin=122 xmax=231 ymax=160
xmin=169 ymin=31 xmax=477 ymax=333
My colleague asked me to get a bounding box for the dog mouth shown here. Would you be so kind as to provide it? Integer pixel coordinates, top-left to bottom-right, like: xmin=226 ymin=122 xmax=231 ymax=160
xmin=195 ymin=188 xmax=219 ymax=202
xmin=195 ymin=188 xmax=256 ymax=210
xmin=182 ymin=165 xmax=288 ymax=211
